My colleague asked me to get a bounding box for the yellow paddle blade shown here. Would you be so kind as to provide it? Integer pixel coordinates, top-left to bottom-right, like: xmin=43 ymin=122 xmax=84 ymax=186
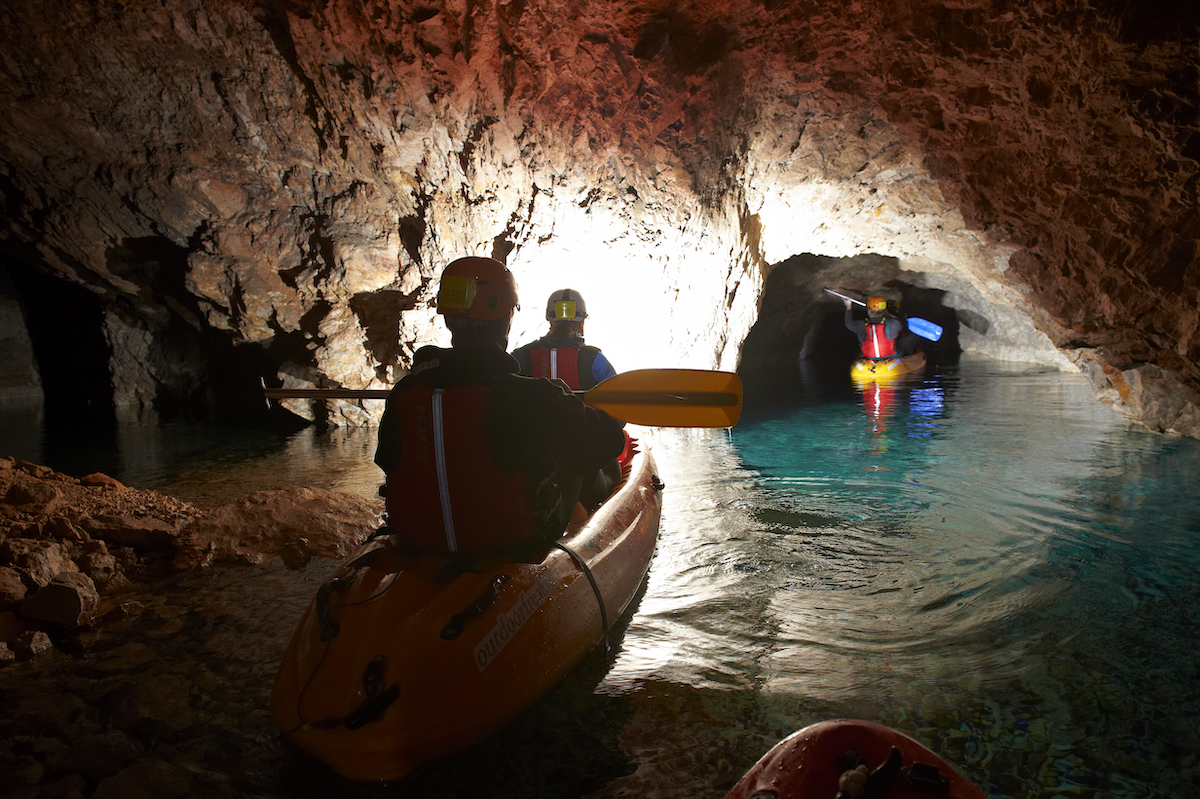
xmin=263 ymin=369 xmax=745 ymax=428
xmin=582 ymin=369 xmax=743 ymax=428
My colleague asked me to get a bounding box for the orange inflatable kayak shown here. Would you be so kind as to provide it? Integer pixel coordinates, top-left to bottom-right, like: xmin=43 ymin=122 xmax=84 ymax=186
xmin=725 ymin=719 xmax=987 ymax=799
xmin=270 ymin=442 xmax=662 ymax=782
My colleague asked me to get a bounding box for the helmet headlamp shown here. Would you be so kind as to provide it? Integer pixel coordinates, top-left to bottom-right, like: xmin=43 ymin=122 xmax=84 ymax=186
xmin=551 ymin=300 xmax=578 ymax=321
xmin=437 ymin=274 xmax=477 ymax=313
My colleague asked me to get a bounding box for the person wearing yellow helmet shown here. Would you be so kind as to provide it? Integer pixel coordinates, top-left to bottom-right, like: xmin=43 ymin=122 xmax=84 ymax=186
xmin=510 ymin=288 xmax=617 ymax=391
xmin=374 ymin=258 xmax=625 ymax=558
xmin=843 ymin=294 xmax=909 ymax=359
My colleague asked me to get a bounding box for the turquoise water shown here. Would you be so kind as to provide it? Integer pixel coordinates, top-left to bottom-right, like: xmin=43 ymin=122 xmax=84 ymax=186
xmin=3 ymin=355 xmax=1199 ymax=797
xmin=601 ymin=357 xmax=1200 ymax=798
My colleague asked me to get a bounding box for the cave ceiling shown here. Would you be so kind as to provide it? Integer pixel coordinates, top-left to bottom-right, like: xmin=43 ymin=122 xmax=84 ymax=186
xmin=0 ymin=0 xmax=1197 ymax=436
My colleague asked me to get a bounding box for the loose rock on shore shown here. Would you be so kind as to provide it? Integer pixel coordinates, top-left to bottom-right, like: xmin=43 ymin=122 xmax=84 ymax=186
xmin=0 ymin=455 xmax=383 ymax=668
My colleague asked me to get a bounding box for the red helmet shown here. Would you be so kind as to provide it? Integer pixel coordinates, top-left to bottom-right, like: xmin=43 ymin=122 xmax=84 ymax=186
xmin=435 ymin=257 xmax=519 ymax=321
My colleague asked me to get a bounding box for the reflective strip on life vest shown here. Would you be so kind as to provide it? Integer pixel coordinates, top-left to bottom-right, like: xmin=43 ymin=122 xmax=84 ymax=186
xmin=387 ymin=382 xmax=537 ymax=556
xmin=531 ymin=345 xmax=583 ymax=389
xmin=431 ymin=389 xmax=457 ymax=552
xmin=865 ymin=322 xmax=896 ymax=359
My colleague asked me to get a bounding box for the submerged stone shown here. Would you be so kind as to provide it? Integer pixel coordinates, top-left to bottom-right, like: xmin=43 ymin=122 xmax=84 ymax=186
xmin=175 ymin=487 xmax=382 ymax=569
xmin=20 ymin=571 xmax=100 ymax=628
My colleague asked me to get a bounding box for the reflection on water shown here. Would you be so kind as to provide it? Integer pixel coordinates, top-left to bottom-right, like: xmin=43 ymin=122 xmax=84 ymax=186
xmin=3 ymin=414 xmax=384 ymax=509
xmin=600 ymin=357 xmax=1200 ymax=798
xmin=139 ymin=426 xmax=385 ymax=509
xmin=4 ymin=356 xmax=1200 ymax=798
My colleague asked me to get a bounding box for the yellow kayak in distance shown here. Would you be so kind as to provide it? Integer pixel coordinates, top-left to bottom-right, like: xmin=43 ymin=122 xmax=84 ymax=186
xmin=851 ymin=351 xmax=927 ymax=382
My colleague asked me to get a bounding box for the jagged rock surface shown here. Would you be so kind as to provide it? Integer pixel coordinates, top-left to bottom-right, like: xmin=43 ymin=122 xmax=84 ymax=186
xmin=0 ymin=1 xmax=1196 ymax=435
xmin=0 ymin=456 xmax=379 ymax=667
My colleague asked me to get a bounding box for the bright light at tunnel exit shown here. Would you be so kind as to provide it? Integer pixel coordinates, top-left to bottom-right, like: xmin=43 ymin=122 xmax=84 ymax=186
xmin=453 ymin=194 xmax=744 ymax=375
xmin=506 ymin=249 xmax=685 ymax=376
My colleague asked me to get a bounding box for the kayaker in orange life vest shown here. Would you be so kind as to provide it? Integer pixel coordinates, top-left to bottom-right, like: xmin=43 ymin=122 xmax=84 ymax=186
xmin=842 ymin=295 xmax=912 ymax=359
xmin=510 ymin=289 xmax=617 ymax=391
xmin=373 ymin=258 xmax=625 ymax=558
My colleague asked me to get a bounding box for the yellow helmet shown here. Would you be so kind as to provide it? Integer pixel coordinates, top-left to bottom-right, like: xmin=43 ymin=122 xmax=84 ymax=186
xmin=546 ymin=288 xmax=588 ymax=322
xmin=867 ymin=295 xmax=888 ymax=312
xmin=435 ymin=257 xmax=519 ymax=321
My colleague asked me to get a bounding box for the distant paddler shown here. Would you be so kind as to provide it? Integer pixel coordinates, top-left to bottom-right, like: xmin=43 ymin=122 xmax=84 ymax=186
xmin=825 ymin=288 xmax=935 ymax=382
xmin=832 ymin=290 xmax=912 ymax=360
xmin=824 ymin=288 xmax=943 ymax=344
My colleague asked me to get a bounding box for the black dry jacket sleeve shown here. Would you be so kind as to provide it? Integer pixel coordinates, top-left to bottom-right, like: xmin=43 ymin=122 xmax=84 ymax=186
xmin=487 ymin=370 xmax=623 ymax=475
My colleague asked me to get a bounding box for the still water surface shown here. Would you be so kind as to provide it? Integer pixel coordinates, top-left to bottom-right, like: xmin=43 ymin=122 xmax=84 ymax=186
xmin=5 ymin=355 xmax=1199 ymax=797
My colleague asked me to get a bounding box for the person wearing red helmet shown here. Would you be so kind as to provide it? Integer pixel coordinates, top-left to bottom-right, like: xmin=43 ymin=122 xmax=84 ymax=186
xmin=374 ymin=257 xmax=625 ymax=558
xmin=510 ymin=288 xmax=616 ymax=391
xmin=843 ymin=294 xmax=910 ymax=359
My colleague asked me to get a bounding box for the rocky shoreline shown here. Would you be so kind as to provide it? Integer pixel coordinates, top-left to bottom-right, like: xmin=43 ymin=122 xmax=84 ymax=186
xmin=0 ymin=455 xmax=383 ymax=668
xmin=1 ymin=456 xmax=646 ymax=799
xmin=1 ymin=455 xmax=391 ymax=797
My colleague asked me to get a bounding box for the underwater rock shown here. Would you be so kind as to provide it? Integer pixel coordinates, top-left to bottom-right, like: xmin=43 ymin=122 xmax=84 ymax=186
xmin=45 ymin=730 xmax=142 ymax=780
xmin=20 ymin=571 xmax=100 ymax=628
xmin=92 ymin=757 xmax=194 ymax=799
xmin=0 ymin=458 xmax=378 ymax=667
xmin=175 ymin=487 xmax=382 ymax=569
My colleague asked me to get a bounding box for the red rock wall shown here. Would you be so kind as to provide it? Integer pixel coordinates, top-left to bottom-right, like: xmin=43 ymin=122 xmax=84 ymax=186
xmin=0 ymin=0 xmax=1196 ymax=434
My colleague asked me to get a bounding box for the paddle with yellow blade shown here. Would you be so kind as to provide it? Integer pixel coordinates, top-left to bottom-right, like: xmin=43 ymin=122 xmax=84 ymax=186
xmin=581 ymin=368 xmax=742 ymax=428
xmin=262 ymin=368 xmax=743 ymax=428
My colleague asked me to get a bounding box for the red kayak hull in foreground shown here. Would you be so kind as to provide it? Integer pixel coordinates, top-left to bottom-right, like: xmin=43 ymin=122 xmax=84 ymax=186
xmin=725 ymin=719 xmax=986 ymax=799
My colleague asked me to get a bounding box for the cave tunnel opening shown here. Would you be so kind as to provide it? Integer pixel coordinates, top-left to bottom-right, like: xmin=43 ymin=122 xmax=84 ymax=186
xmin=2 ymin=253 xmax=122 ymax=463
xmin=3 ymin=254 xmax=116 ymax=426
xmin=738 ymin=252 xmax=963 ymax=405
xmin=102 ymin=235 xmax=307 ymax=430
xmin=0 ymin=244 xmax=309 ymax=439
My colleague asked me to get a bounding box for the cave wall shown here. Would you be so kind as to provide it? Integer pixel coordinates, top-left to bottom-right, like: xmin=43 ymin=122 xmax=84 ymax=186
xmin=0 ymin=0 xmax=1197 ymax=435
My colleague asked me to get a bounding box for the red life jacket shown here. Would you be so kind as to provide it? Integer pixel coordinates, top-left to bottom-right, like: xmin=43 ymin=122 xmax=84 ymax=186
xmin=528 ymin=345 xmax=583 ymax=389
xmin=385 ymin=382 xmax=535 ymax=556
xmin=863 ymin=321 xmax=897 ymax=359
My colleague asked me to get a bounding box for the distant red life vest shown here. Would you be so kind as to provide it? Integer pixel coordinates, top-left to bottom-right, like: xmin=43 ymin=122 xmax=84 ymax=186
xmin=863 ymin=321 xmax=897 ymax=359
xmin=529 ymin=346 xmax=583 ymax=390
xmin=385 ymin=382 xmax=535 ymax=556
